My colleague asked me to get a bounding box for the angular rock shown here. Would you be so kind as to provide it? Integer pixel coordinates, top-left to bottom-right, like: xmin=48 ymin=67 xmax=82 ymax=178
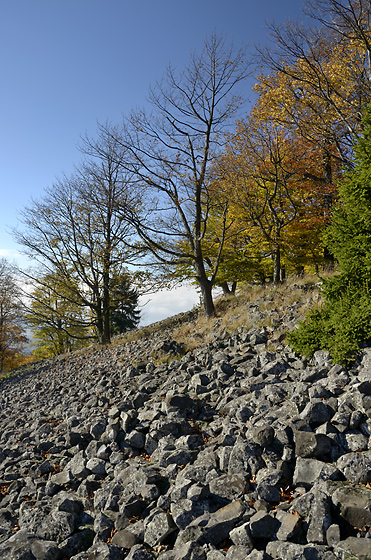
xmin=171 ymin=499 xmax=212 ymax=530
xmin=143 ymin=507 xmax=177 ymax=547
xmin=294 ymin=430 xmax=332 ymax=459
xmin=331 ymin=482 xmax=371 ymax=530
xmin=59 ymin=528 xmax=95 ymax=558
xmin=275 ymin=510 xmax=302 ymax=541
xmin=72 ymin=541 xmax=123 ymax=559
xmin=30 ymin=539 xmax=60 ymax=560
xmin=266 ymin=541 xmax=337 ymax=560
xmin=178 ymin=500 xmax=245 ymax=546
xmin=164 ymin=395 xmax=197 ymax=412
xmin=111 ymin=528 xmax=138 ymax=548
xmin=173 ymin=541 xmax=206 ymax=560
xmin=229 ymin=521 xmax=253 ymax=549
xmin=126 ymin=430 xmax=146 ymax=449
xmin=225 ymin=545 xmax=252 ymax=559
xmin=209 ymin=473 xmax=247 ymax=502
xmin=125 ymin=544 xmax=156 ymax=560
xmin=293 ymin=457 xmax=340 ymax=488
xmin=336 ymin=450 xmax=371 ymax=483
xmin=300 ymin=400 xmax=335 ymax=426
xmin=86 ymin=457 xmax=106 ymax=476
xmin=335 ymin=537 xmax=371 ymax=560
xmin=228 ymin=441 xmax=264 ymax=476
xmin=251 ymin=424 xmax=275 ymax=448
xmin=1 ymin=292 xmax=371 ymax=560
xmin=306 ymin=489 xmax=332 ymax=544
xmin=249 ymin=511 xmax=279 ymax=540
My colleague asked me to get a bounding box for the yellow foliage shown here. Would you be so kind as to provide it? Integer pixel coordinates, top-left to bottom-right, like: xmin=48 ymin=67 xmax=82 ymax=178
xmin=253 ymin=37 xmax=369 ymax=159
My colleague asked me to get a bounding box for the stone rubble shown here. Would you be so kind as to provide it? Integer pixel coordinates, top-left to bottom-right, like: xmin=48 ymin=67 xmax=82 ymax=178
xmin=0 ymin=289 xmax=371 ymax=559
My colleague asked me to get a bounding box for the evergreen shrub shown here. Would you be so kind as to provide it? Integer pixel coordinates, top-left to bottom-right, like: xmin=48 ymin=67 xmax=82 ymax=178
xmin=288 ymin=104 xmax=371 ymax=366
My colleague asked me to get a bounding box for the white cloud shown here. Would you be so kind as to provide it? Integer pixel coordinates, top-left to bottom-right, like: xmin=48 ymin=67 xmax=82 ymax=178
xmin=139 ymin=285 xmax=200 ymax=326
xmin=0 ymin=248 xmax=34 ymax=269
xmin=0 ymin=249 xmax=19 ymax=258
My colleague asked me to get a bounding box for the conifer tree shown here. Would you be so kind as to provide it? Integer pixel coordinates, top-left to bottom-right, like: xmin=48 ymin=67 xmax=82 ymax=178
xmin=288 ymin=104 xmax=371 ymax=365
xmin=109 ymin=272 xmax=140 ymax=335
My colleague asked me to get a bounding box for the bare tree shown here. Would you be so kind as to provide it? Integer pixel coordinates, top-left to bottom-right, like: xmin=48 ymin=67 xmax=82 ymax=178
xmin=305 ymin=0 xmax=371 ymax=76
xmin=14 ymin=129 xmax=141 ymax=344
xmin=107 ymin=34 xmax=250 ymax=318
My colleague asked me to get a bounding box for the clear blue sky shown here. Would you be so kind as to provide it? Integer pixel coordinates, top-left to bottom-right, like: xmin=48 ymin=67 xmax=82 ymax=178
xmin=0 ymin=0 xmax=306 ymax=322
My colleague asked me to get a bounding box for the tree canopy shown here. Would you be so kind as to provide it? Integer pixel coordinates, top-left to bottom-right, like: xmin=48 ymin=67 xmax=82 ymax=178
xmin=105 ymin=34 xmax=250 ymax=317
xmin=288 ymin=103 xmax=371 ymax=365
xmin=15 ymin=127 xmax=142 ymax=346
xmin=11 ymin=6 xmax=371 ymax=365
xmin=0 ymin=259 xmax=28 ymax=371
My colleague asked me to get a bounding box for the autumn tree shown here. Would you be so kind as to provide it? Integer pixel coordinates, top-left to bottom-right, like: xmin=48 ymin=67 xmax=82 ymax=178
xmin=175 ymin=116 xmax=335 ymax=290
xmin=25 ymin=270 xmax=92 ymax=358
xmin=0 ymin=259 xmax=28 ymax=371
xmin=166 ymin=193 xmax=242 ymax=295
xmin=229 ymin=121 xmax=300 ymax=283
xmin=252 ymin=0 xmax=371 ymax=248
xmin=306 ymin=0 xmax=371 ymax=93
xmin=213 ymin=109 xmax=338 ymax=284
xmin=255 ymin=0 xmax=371 ymax=180
xmin=288 ymin=103 xmax=371 ymax=365
xmin=107 ymin=34 xmax=249 ymax=318
xmin=15 ymin=128 xmax=141 ymax=344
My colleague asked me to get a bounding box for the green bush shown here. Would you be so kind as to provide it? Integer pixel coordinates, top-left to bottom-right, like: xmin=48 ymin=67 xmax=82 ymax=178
xmin=288 ymin=284 xmax=371 ymax=366
xmin=288 ymin=104 xmax=371 ymax=366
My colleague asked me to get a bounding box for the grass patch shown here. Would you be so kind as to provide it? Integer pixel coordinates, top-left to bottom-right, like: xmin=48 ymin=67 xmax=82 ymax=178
xmin=4 ymin=271 xmax=333 ymax=375
xmin=0 ymin=370 xmax=14 ymax=384
xmin=170 ymin=273 xmax=327 ymax=353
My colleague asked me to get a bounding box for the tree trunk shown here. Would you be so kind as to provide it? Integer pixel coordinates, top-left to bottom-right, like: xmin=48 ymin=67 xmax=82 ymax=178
xmin=196 ymin=261 xmax=216 ymax=318
xmin=56 ymin=319 xmax=64 ymax=355
xmin=220 ymin=281 xmax=237 ymax=296
xmin=194 ymin=258 xmax=215 ymax=318
xmin=102 ymin=277 xmax=111 ymax=345
xmin=96 ymin=304 xmax=106 ymax=345
xmin=258 ymin=272 xmax=266 ymax=285
xmin=272 ymin=246 xmax=281 ymax=285
xmin=323 ymin=150 xmax=335 ymax=265
xmin=200 ymin=282 xmax=215 ymax=318
xmin=103 ymin=310 xmax=111 ymax=344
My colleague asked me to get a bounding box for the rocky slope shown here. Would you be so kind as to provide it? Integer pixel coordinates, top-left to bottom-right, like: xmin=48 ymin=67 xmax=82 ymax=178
xmin=1 ymin=287 xmax=371 ymax=560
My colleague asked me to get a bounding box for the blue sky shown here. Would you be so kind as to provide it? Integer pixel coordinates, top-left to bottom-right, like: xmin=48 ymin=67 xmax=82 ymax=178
xmin=0 ymin=0 xmax=306 ymax=323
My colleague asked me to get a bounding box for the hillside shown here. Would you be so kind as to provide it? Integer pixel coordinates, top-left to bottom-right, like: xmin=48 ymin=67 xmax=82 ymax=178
xmin=1 ymin=280 xmax=371 ymax=560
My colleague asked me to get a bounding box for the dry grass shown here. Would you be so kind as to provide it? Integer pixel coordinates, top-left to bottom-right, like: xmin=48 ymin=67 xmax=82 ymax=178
xmin=171 ymin=294 xmax=252 ymax=352
xmin=3 ymin=270 xmax=336 ymax=380
xmin=170 ymin=271 xmax=334 ymax=353
xmin=0 ymin=370 xmax=13 ymax=382
xmin=112 ymin=324 xmax=159 ymax=346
